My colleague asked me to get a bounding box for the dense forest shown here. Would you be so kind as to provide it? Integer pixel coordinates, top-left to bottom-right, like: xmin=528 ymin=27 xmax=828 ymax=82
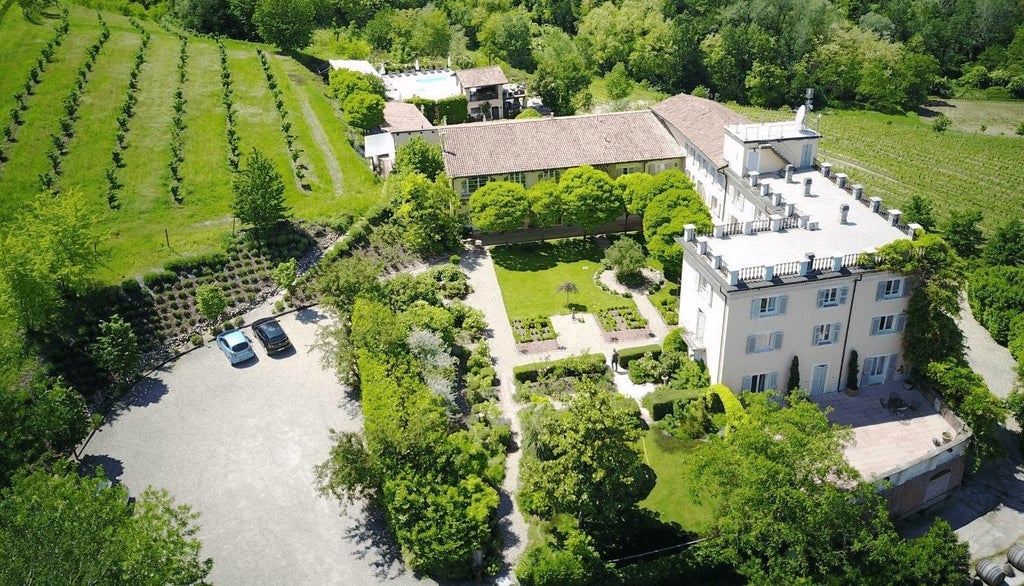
xmin=96 ymin=0 xmax=1024 ymax=114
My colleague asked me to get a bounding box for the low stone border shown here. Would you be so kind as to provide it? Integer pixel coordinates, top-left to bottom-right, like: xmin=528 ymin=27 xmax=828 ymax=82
xmin=516 ymin=339 xmax=560 ymax=354
xmin=602 ymin=327 xmax=654 ymax=343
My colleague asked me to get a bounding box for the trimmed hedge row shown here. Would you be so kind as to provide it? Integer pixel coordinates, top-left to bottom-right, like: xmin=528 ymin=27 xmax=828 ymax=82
xmin=617 ymin=344 xmax=662 ymax=368
xmin=513 ymin=353 xmax=607 ymax=384
xmin=406 ymin=95 xmax=468 ymax=125
xmin=164 ymin=252 xmax=229 ymax=275
xmin=710 ymin=384 xmax=745 ymax=422
xmin=642 ymin=386 xmax=706 ymax=420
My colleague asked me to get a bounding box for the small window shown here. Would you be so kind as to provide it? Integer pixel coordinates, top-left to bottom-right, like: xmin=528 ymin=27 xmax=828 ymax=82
xmin=751 ymin=295 xmax=787 ymax=319
xmin=870 ymin=314 xmax=906 ymax=336
xmin=817 ymin=287 xmax=849 ymax=308
xmin=746 ymin=332 xmax=783 ymax=354
xmin=813 ymin=322 xmax=841 ymax=346
xmin=743 ymin=372 xmax=779 ymax=392
xmin=464 ymin=175 xmax=490 ymax=196
xmin=876 ymin=278 xmax=908 ymax=300
xmin=508 ymin=172 xmax=526 ymax=186
xmin=621 ymin=166 xmax=637 ymax=175
xmin=538 ymin=169 xmax=561 ymax=182
xmin=698 ymin=275 xmax=711 ymax=303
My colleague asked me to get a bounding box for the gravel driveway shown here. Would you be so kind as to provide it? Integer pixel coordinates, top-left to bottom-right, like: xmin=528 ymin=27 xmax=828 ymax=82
xmin=80 ymin=308 xmax=431 ymax=585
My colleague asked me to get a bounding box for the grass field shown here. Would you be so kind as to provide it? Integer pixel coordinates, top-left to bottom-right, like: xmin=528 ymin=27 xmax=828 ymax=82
xmin=0 ymin=6 xmax=380 ymax=283
xmin=491 ymin=239 xmax=637 ymax=320
xmin=639 ymin=428 xmax=717 ymax=533
xmin=588 ymin=76 xmax=669 ymax=114
xmin=730 ymin=102 xmax=1024 ymax=233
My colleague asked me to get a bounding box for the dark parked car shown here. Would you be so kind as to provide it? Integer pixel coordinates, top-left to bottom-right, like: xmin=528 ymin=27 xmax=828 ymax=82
xmin=252 ymin=318 xmax=291 ymax=354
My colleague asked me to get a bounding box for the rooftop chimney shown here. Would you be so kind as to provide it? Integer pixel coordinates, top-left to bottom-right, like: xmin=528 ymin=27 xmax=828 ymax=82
xmin=785 ymin=202 xmax=795 ymax=217
xmin=749 ymin=171 xmax=760 ymax=187
xmin=835 ymin=173 xmax=848 ymax=189
xmin=869 ymin=197 xmax=882 ymax=214
xmin=785 ymin=164 xmax=795 ymax=183
xmin=771 ymin=192 xmax=782 ymax=207
xmin=770 ymin=214 xmax=783 ymax=232
xmin=803 ymin=177 xmax=812 ymax=196
xmin=839 ymin=203 xmax=850 ymax=225
xmin=760 ymin=182 xmax=771 ymax=197
xmin=683 ymin=224 xmax=696 ymax=242
xmin=821 ymin=163 xmax=832 ymax=178
xmin=852 ymin=184 xmax=864 ymax=201
xmin=764 ymin=265 xmax=774 ymax=281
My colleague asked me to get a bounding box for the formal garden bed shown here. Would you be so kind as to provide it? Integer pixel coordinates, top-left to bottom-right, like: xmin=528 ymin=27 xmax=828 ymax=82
xmin=512 ymin=316 xmax=559 ymax=353
xmin=596 ymin=305 xmax=651 ymax=342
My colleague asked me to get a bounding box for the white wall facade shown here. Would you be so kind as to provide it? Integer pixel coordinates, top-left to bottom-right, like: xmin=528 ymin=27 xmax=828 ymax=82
xmin=680 ymin=256 xmax=912 ymax=395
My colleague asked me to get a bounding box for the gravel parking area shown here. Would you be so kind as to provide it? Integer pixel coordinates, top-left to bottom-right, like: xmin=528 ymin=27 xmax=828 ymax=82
xmin=80 ymin=308 xmax=431 ymax=585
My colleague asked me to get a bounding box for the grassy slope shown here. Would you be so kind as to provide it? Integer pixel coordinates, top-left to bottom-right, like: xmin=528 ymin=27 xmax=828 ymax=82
xmin=0 ymin=8 xmax=381 ymax=283
xmin=491 ymin=239 xmax=637 ymax=321
xmin=730 ymin=103 xmax=1024 ymax=233
xmin=639 ymin=429 xmax=717 ymax=533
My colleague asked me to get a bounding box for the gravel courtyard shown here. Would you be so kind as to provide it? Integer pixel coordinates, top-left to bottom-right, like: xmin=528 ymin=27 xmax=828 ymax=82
xmin=80 ymin=308 xmax=432 ymax=585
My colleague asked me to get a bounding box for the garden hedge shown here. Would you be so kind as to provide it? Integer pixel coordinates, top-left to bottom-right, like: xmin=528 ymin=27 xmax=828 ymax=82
xmin=617 ymin=344 xmax=662 ymax=368
xmin=164 ymin=252 xmax=228 ymax=275
xmin=513 ymin=353 xmax=607 ymax=383
xmin=406 ymin=95 xmax=468 ymax=125
xmin=142 ymin=270 xmax=179 ymax=291
xmin=642 ymin=386 xmax=706 ymax=420
xmin=711 ymin=384 xmax=745 ymax=422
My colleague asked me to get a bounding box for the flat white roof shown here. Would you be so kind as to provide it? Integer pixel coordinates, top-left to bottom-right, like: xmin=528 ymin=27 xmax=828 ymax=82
xmin=383 ymin=69 xmax=461 ymax=101
xmin=706 ymin=170 xmax=910 ymax=269
xmin=725 ymin=121 xmax=819 ymax=142
xmin=327 ymin=59 xmax=380 ymax=77
xmin=364 ymin=132 xmax=394 ymax=158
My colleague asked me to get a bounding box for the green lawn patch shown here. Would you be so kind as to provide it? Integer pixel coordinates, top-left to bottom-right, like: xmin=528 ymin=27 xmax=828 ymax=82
xmin=639 ymin=428 xmax=717 ymax=533
xmin=492 ymin=238 xmax=637 ymax=320
xmin=649 ymin=283 xmax=679 ymax=325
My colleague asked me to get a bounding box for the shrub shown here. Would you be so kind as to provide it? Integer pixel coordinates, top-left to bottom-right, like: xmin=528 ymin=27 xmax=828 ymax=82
xmin=189 ymin=334 xmax=202 ymax=346
xmin=143 ymin=270 xmax=179 ymax=291
xmin=710 ymin=384 xmax=744 ymax=423
xmin=662 ymin=328 xmax=686 ymax=353
xmin=628 ymin=353 xmax=662 ymax=383
xmin=642 ymin=386 xmax=705 ymax=420
xmin=617 ymin=344 xmax=662 ymax=368
xmin=513 ymin=354 xmax=607 ymax=383
xmin=164 ymin=252 xmax=228 ymax=275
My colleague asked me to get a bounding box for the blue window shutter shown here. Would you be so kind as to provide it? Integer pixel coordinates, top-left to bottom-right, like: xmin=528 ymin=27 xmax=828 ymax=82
xmin=896 ymin=314 xmax=907 ymax=332
xmin=870 ymin=317 xmax=880 ymax=336
xmin=861 ymin=357 xmax=874 ymax=388
xmin=746 ymin=335 xmax=756 ymax=354
xmin=886 ymin=354 xmax=899 ymax=382
xmin=773 ymin=331 xmax=783 ymax=350
xmin=767 ymin=372 xmax=778 ymax=391
xmin=832 ymin=322 xmax=841 ymax=343
xmin=901 ymin=278 xmax=911 ymax=298
xmin=742 ymin=375 xmax=752 ymax=391
xmin=839 ymin=287 xmax=849 ymax=305
xmin=812 ymin=326 xmax=820 ymax=345
xmin=751 ymin=299 xmax=759 ymax=319
xmin=779 ymin=296 xmax=788 ymax=315
xmin=817 ymin=290 xmax=826 ymax=308
xmin=876 ymin=281 xmax=885 ymax=301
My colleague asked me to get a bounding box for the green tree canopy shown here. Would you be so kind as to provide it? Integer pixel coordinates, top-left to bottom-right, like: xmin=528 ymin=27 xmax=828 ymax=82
xmin=941 ymin=210 xmax=984 ymax=259
xmin=253 ymin=0 xmax=314 ymax=51
xmin=329 ymin=68 xmax=386 ymax=103
xmin=690 ymin=392 xmax=969 ymax=585
xmin=642 ymin=184 xmax=712 ymax=272
xmin=0 ymin=376 xmax=87 ymax=487
xmin=410 ymin=5 xmax=451 ymax=56
xmin=388 ymin=172 xmax=462 ymax=253
xmin=603 ymin=237 xmax=646 ymax=281
xmin=469 ymin=181 xmax=530 ymax=233
xmin=558 ymin=166 xmax=623 ymax=233
xmin=519 ymin=382 xmax=654 ymax=529
xmin=527 ymin=179 xmax=563 ymax=227
xmin=0 ymin=466 xmax=212 ymax=584
xmin=605 ymin=62 xmax=634 ymax=100
xmin=0 ymin=190 xmax=107 ymax=332
xmin=342 ymin=91 xmax=385 ymax=133
xmin=232 ymin=148 xmax=290 ymax=236
xmin=479 ymin=8 xmax=535 ymax=70
xmin=902 ymin=194 xmax=936 ymax=231
xmin=92 ymin=315 xmax=142 ymax=387
xmin=195 ymin=284 xmax=227 ymax=322
xmin=983 ymin=217 xmax=1024 ymax=267
xmin=394 ymin=136 xmax=445 ymax=180
xmin=532 ymin=26 xmax=593 ymax=115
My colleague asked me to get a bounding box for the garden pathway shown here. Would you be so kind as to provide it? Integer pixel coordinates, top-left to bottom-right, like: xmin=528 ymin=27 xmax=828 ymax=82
xmin=959 ymin=295 xmax=1019 ymax=400
xmin=277 ymin=55 xmax=345 ymax=195
xmin=460 ymin=247 xmax=675 ymax=579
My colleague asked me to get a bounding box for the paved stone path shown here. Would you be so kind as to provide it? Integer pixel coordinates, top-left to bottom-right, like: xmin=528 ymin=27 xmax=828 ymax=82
xmin=960 ymin=296 xmax=1019 ymax=400
xmin=460 ymin=248 xmax=673 ymax=578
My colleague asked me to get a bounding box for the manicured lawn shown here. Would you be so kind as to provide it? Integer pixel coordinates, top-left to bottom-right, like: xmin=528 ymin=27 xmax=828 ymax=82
xmin=639 ymin=428 xmax=717 ymax=533
xmin=491 ymin=238 xmax=636 ymax=320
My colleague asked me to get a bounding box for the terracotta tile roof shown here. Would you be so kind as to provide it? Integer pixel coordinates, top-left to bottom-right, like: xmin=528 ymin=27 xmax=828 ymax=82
xmin=454 ymin=65 xmax=508 ymax=88
xmin=382 ymin=101 xmax=433 ymax=133
xmin=439 ymin=111 xmax=683 ymax=178
xmin=651 ymin=94 xmax=748 ymax=168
